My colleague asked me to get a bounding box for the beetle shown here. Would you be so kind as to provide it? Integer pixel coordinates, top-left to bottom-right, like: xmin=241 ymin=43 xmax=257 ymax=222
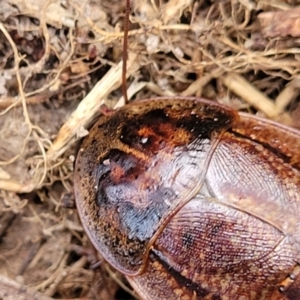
xmin=74 ymin=96 xmax=300 ymax=300
xmin=73 ymin=0 xmax=300 ymax=298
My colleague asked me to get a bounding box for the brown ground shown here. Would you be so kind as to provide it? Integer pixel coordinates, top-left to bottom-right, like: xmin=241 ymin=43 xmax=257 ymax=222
xmin=0 ymin=0 xmax=300 ymax=299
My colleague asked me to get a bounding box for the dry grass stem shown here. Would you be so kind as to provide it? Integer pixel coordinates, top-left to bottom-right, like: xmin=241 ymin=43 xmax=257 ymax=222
xmin=275 ymin=76 xmax=300 ymax=113
xmin=47 ymin=52 xmax=139 ymax=161
xmin=222 ymin=73 xmax=290 ymax=120
xmin=0 ymin=275 xmax=54 ymax=300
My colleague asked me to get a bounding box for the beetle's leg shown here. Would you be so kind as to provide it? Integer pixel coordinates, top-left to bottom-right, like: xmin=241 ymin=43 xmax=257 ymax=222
xmin=278 ymin=262 xmax=300 ymax=293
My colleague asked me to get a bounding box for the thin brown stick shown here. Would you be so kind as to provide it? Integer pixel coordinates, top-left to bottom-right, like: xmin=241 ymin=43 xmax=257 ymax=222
xmin=122 ymin=0 xmax=131 ymax=104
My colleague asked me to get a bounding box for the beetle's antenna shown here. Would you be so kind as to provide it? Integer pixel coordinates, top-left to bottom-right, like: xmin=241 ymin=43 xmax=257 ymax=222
xmin=122 ymin=0 xmax=130 ymax=104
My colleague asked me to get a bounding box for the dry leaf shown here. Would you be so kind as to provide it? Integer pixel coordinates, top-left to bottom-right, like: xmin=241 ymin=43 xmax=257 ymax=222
xmin=258 ymin=6 xmax=300 ymax=37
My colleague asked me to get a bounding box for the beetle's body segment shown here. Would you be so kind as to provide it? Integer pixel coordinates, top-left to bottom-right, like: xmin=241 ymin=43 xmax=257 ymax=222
xmin=74 ymin=97 xmax=300 ymax=300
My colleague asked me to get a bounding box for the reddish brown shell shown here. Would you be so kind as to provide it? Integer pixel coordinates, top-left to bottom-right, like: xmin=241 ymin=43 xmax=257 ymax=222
xmin=74 ymin=97 xmax=300 ymax=300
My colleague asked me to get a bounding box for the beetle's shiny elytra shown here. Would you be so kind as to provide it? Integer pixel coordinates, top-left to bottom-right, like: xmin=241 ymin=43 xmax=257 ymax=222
xmin=74 ymin=97 xmax=300 ymax=300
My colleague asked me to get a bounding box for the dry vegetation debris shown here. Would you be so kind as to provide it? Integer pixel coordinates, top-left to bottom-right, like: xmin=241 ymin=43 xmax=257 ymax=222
xmin=0 ymin=0 xmax=300 ymax=299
